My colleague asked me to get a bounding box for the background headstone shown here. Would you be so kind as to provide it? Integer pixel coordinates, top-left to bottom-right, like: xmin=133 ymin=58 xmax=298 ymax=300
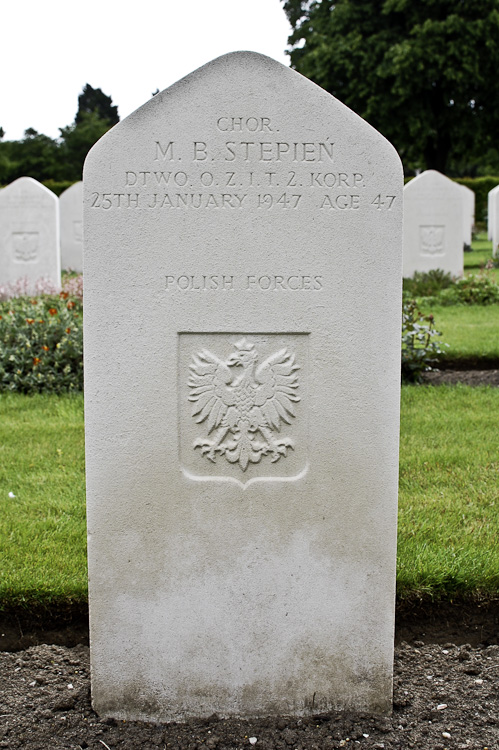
xmin=487 ymin=184 xmax=499 ymax=241
xmin=0 ymin=177 xmax=60 ymax=291
xmin=490 ymin=187 xmax=499 ymax=258
xmin=488 ymin=184 xmax=499 ymax=255
xmin=459 ymin=183 xmax=474 ymax=249
xmin=403 ymin=170 xmax=464 ymax=278
xmin=84 ymin=52 xmax=403 ymax=722
xmin=60 ymin=181 xmax=83 ymax=272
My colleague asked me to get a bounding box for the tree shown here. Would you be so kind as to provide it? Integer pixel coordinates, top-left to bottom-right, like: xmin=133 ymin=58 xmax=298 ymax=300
xmin=75 ymin=83 xmax=119 ymax=126
xmin=281 ymin=0 xmax=499 ymax=174
xmin=0 ymin=128 xmax=62 ymax=183
xmin=59 ymin=111 xmax=115 ymax=181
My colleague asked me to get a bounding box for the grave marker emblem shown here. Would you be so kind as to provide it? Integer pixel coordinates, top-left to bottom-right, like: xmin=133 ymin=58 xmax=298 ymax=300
xmin=189 ymin=337 xmax=300 ymax=471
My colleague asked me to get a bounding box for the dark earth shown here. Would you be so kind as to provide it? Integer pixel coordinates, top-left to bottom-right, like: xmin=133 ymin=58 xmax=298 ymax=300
xmin=421 ymin=368 xmax=499 ymax=387
xmin=1 ymin=369 xmax=497 ymax=749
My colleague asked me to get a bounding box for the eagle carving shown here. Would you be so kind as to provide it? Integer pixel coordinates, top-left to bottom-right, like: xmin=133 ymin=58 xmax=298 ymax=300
xmin=188 ymin=338 xmax=300 ymax=471
xmin=420 ymin=226 xmax=444 ymax=255
xmin=13 ymin=232 xmax=38 ymax=263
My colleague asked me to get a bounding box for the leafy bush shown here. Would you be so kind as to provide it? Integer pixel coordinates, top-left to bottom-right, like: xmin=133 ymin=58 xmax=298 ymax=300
xmin=401 ymin=300 xmax=447 ymax=383
xmin=437 ymin=273 xmax=499 ymax=305
xmin=42 ymin=180 xmax=76 ymax=197
xmin=0 ymin=293 xmax=83 ymax=393
xmin=403 ymin=269 xmax=454 ymax=297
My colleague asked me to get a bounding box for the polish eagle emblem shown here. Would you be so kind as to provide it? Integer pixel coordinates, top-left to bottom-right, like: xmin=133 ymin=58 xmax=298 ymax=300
xmin=420 ymin=226 xmax=444 ymax=255
xmin=13 ymin=232 xmax=38 ymax=263
xmin=188 ymin=338 xmax=300 ymax=471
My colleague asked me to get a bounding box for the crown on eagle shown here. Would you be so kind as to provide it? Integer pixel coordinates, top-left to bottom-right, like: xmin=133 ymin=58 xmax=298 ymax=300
xmin=233 ymin=338 xmax=255 ymax=352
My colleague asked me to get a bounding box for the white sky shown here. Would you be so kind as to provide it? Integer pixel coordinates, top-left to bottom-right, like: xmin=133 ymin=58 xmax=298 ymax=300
xmin=0 ymin=0 xmax=292 ymax=142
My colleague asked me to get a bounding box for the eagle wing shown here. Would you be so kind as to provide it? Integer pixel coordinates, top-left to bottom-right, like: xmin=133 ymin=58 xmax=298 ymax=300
xmin=188 ymin=349 xmax=237 ymax=434
xmin=254 ymin=348 xmax=300 ymax=431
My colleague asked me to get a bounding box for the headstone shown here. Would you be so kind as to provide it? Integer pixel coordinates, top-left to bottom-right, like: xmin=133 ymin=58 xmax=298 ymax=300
xmin=490 ymin=187 xmax=499 ymax=258
xmin=487 ymin=184 xmax=499 ymax=255
xmin=459 ymin=183 xmax=474 ymax=249
xmin=403 ymin=170 xmax=464 ymax=277
xmin=0 ymin=177 xmax=60 ymax=291
xmin=84 ymin=52 xmax=403 ymax=723
xmin=487 ymin=184 xmax=499 ymax=241
xmin=60 ymin=181 xmax=83 ymax=271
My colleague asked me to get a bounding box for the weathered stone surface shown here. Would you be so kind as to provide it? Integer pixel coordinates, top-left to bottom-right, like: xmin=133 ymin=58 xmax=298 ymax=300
xmin=60 ymin=181 xmax=83 ymax=271
xmin=83 ymin=52 xmax=403 ymax=723
xmin=0 ymin=177 xmax=60 ymax=290
xmin=459 ymin=183 xmax=475 ymax=248
xmin=488 ymin=185 xmax=499 ymax=257
xmin=487 ymin=184 xmax=499 ymax=242
xmin=403 ymin=170 xmax=464 ymax=277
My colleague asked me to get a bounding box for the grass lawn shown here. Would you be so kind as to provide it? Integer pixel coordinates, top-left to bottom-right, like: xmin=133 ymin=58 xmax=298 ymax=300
xmin=420 ymin=304 xmax=499 ymax=364
xmin=398 ymin=385 xmax=499 ymax=599
xmin=414 ymin=233 xmax=499 ymax=364
xmin=0 ymin=393 xmax=86 ymax=609
xmin=465 ymin=232 xmax=499 ymax=283
xmin=1 ymin=388 xmax=498 ymax=609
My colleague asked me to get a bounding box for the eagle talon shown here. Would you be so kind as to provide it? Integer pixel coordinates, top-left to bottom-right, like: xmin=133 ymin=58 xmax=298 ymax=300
xmin=194 ymin=438 xmax=226 ymax=462
xmin=269 ymin=438 xmax=294 ymax=462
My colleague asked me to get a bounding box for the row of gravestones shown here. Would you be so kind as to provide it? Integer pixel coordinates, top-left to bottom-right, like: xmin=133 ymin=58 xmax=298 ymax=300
xmin=1 ymin=170 xmax=494 ymax=296
xmin=0 ymin=177 xmax=83 ymax=291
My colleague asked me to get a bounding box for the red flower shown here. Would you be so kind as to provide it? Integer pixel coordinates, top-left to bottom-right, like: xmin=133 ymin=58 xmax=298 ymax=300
xmin=67 ymin=301 xmax=75 ymax=310
xmin=42 ymin=345 xmax=49 ymax=351
xmin=30 ymin=299 xmax=38 ymax=305
xmin=49 ymin=308 xmax=57 ymax=316
xmin=25 ymin=318 xmax=35 ymax=325
xmin=60 ymin=292 xmax=69 ymax=299
xmin=38 ymin=319 xmax=45 ymax=324
xmin=66 ymin=327 xmax=71 ymax=334
xmin=33 ymin=357 xmax=41 ymax=366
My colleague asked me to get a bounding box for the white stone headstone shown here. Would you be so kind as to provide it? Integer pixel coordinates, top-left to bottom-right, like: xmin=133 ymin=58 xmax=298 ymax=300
xmin=459 ymin=183 xmax=474 ymax=248
xmin=60 ymin=181 xmax=83 ymax=272
xmin=490 ymin=187 xmax=499 ymax=258
xmin=403 ymin=170 xmax=464 ymax=278
xmin=0 ymin=176 xmax=60 ymax=291
xmin=487 ymin=184 xmax=499 ymax=255
xmin=84 ymin=52 xmax=403 ymax=723
xmin=487 ymin=184 xmax=499 ymax=241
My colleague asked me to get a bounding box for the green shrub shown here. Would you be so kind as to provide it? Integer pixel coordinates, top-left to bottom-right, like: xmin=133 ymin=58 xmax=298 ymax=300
xmin=437 ymin=273 xmax=499 ymax=305
xmin=42 ymin=180 xmax=77 ymax=197
xmin=0 ymin=293 xmax=83 ymax=393
xmin=403 ymin=269 xmax=454 ymax=297
xmin=401 ymin=300 xmax=447 ymax=383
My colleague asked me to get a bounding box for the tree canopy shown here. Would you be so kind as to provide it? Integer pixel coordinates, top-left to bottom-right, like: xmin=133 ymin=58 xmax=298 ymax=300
xmin=0 ymin=84 xmax=119 ymax=185
xmin=282 ymin=0 xmax=499 ymax=174
xmin=75 ymin=84 xmax=119 ymax=126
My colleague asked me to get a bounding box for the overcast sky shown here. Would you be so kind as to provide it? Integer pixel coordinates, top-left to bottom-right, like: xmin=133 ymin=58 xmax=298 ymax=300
xmin=0 ymin=0 xmax=292 ymax=142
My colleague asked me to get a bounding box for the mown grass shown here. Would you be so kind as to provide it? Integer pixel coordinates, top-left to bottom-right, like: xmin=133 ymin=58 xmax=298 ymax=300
xmin=421 ymin=304 xmax=499 ymax=364
xmin=1 ymin=388 xmax=498 ymax=609
xmin=0 ymin=392 xmax=86 ymax=609
xmin=398 ymin=385 xmax=499 ymax=599
xmin=465 ymin=233 xmax=499 ymax=283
